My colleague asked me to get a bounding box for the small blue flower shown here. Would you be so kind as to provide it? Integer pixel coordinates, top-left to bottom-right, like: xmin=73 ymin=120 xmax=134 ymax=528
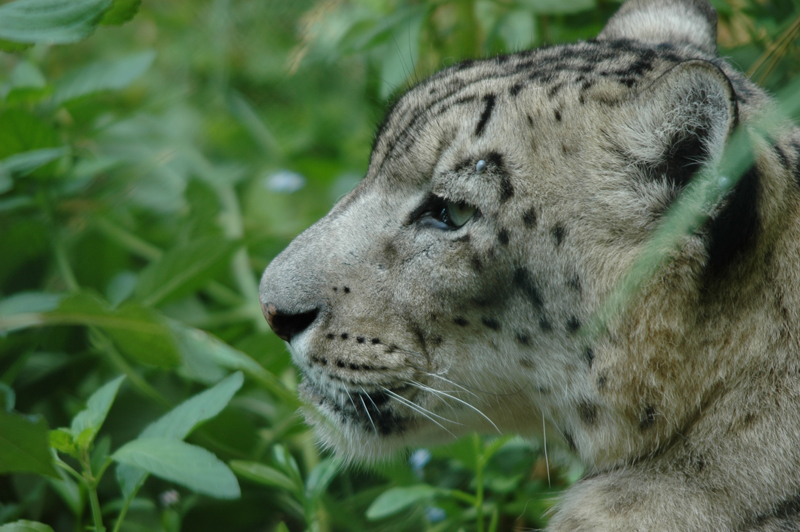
xmin=425 ymin=506 xmax=446 ymax=523
xmin=263 ymin=170 xmax=305 ymax=194
xmin=409 ymin=448 xmax=432 ymax=474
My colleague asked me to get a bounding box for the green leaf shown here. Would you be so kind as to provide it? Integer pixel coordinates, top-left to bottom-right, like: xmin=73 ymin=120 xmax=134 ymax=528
xmin=0 ymin=384 xmax=14 ymax=412
xmin=366 ymin=485 xmax=438 ymax=520
xmin=52 ymin=50 xmax=156 ymax=106
xmin=106 ymin=302 xmax=181 ymax=367
xmin=0 ymin=0 xmax=112 ymax=46
xmin=0 ymin=410 xmax=58 ymax=478
xmin=0 ymin=292 xmax=63 ymax=318
xmin=135 ymin=237 xmax=241 ymax=307
xmin=169 ymin=322 xmax=294 ymax=403
xmin=100 ymin=0 xmax=141 ymax=25
xmin=0 ymin=148 xmax=69 ymax=177
xmin=305 ymin=456 xmax=342 ymax=502
xmin=229 ymin=461 xmax=298 ymax=493
xmin=0 ymin=521 xmax=55 ymax=532
xmin=0 ymin=109 xmax=60 ymax=162
xmin=48 ymin=428 xmax=76 ymax=456
xmin=69 ymin=375 xmax=124 ymax=448
xmin=117 ymin=372 xmax=244 ymax=497
xmin=113 ymin=438 xmax=241 ymax=499
xmin=515 ymin=0 xmax=595 ymax=14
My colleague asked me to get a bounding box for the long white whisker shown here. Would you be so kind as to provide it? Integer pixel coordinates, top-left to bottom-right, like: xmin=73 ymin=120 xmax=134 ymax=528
xmin=406 ymin=381 xmax=459 ymax=415
xmin=542 ymin=409 xmax=550 ymax=488
xmin=358 ymin=394 xmax=377 ymax=434
xmin=380 ymin=386 xmax=458 ymax=437
xmin=424 ymin=372 xmax=479 ymax=398
xmin=410 ymin=380 xmax=500 ymax=434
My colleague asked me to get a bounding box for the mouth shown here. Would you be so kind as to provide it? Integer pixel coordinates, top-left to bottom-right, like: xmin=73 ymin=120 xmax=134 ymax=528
xmin=299 ymin=379 xmax=414 ymax=436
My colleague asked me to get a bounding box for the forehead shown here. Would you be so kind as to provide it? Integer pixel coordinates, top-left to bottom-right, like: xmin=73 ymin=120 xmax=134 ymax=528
xmin=364 ymin=40 xmax=686 ymax=187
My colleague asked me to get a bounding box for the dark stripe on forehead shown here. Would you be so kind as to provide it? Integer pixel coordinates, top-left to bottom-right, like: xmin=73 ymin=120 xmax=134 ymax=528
xmin=370 ymin=42 xmax=685 ymax=177
xmin=475 ymin=94 xmax=496 ymax=136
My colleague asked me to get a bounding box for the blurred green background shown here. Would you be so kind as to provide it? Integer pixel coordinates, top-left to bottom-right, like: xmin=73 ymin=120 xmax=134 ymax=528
xmin=0 ymin=0 xmax=798 ymax=531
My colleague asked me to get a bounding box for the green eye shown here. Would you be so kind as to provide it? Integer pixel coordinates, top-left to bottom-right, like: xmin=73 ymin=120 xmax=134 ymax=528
xmin=441 ymin=201 xmax=476 ymax=228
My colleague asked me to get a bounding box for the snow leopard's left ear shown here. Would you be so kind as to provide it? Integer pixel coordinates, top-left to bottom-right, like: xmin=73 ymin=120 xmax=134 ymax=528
xmin=615 ymin=59 xmax=738 ymax=192
xmin=598 ymin=0 xmax=718 ymax=55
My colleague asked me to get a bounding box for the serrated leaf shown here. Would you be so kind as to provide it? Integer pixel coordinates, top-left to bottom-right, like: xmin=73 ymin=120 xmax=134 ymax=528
xmin=69 ymin=375 xmax=124 ymax=448
xmin=0 ymin=521 xmax=55 ymax=532
xmin=366 ymin=485 xmax=438 ymax=520
xmin=135 ymin=237 xmax=241 ymax=307
xmin=229 ymin=461 xmax=298 ymax=493
xmin=0 ymin=410 xmax=58 ymax=478
xmin=0 ymin=0 xmax=112 ymax=45
xmin=52 ymin=50 xmax=155 ymax=106
xmin=100 ymin=0 xmax=140 ymax=24
xmin=113 ymin=438 xmax=240 ymax=499
xmin=117 ymin=372 xmax=243 ymax=497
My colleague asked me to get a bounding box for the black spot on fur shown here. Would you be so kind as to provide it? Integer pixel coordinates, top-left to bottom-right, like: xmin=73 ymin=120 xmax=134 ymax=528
xmin=357 ymin=336 xmax=365 ymax=343
xmin=567 ymin=316 xmax=581 ymax=333
xmin=510 ymin=82 xmax=524 ymax=96
xmin=705 ymin=165 xmax=760 ymax=277
xmin=527 ymin=114 xmax=534 ymax=126
xmin=498 ymin=229 xmax=510 ymax=245
xmin=333 ymin=287 xmax=338 ymax=292
xmin=513 ymin=267 xmax=544 ymax=309
xmin=349 ymin=363 xmax=358 ymax=370
xmin=539 ymin=316 xmax=552 ymax=332
xmin=454 ymin=234 xmax=470 ymax=243
xmin=326 ymin=333 xmax=335 ymax=339
xmin=454 ymin=158 xmax=472 ymax=172
xmin=579 ymin=400 xmax=598 ymax=426
xmin=371 ymin=338 xmax=381 ymax=344
xmin=341 ymin=333 xmax=349 ymax=339
xmin=554 ymin=109 xmax=562 ymax=122
xmin=583 ymin=347 xmax=594 ymax=367
xmin=471 ymin=254 xmax=483 ymax=273
xmin=750 ymin=492 xmax=800 ymax=527
xmin=481 ymin=317 xmax=501 ymax=331
xmin=516 ymin=332 xmax=531 ymax=346
xmin=454 ymin=317 xmax=469 ymax=327
xmin=597 ymin=373 xmax=606 ymax=390
xmin=552 ymin=224 xmax=566 ymax=246
xmin=773 ymin=144 xmax=789 ymax=169
xmin=499 ymin=174 xmax=514 ymax=203
xmin=568 ymin=275 xmax=581 ymax=293
xmin=547 ymin=82 xmax=564 ymax=98
xmin=336 ymin=360 xmax=345 ymax=368
xmin=320 ymin=357 xmax=328 ymax=365
xmin=564 ymin=432 xmax=577 ymax=452
xmin=639 ymin=406 xmax=656 ymax=430
xmin=520 ymin=357 xmax=535 ymax=368
xmin=522 ymin=207 xmax=537 ymax=228
xmin=475 ymin=93 xmax=496 ymax=136
xmin=431 ymin=336 xmax=443 ymax=346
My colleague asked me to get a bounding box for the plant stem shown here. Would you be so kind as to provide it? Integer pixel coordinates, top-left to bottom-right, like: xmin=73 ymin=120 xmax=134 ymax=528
xmin=82 ymin=450 xmax=106 ymax=532
xmin=475 ymin=436 xmax=485 ymax=532
xmin=111 ymin=484 xmax=143 ymax=532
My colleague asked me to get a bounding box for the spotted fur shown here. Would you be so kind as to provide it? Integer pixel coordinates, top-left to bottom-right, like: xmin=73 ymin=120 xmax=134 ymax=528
xmin=260 ymin=0 xmax=800 ymax=529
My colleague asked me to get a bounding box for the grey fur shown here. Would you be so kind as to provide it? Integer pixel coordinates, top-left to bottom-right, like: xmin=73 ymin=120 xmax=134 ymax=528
xmin=260 ymin=1 xmax=800 ymax=529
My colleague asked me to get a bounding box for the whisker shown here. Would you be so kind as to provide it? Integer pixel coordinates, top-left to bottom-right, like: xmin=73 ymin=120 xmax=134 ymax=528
xmin=380 ymin=386 xmax=458 ymax=437
xmin=406 ymin=381 xmax=459 ymax=415
xmin=358 ymin=388 xmax=378 ymax=434
xmin=410 ymin=380 xmax=500 ymax=434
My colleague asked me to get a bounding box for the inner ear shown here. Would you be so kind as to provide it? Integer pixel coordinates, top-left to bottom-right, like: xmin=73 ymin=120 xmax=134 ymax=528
xmin=624 ymin=60 xmax=737 ymax=194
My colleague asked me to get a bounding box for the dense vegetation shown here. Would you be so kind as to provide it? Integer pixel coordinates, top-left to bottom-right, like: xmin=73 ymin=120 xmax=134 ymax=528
xmin=0 ymin=0 xmax=798 ymax=531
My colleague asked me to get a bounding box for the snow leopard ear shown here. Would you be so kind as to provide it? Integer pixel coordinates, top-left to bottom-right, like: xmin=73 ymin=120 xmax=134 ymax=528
xmin=618 ymin=60 xmax=737 ymax=193
xmin=598 ymin=0 xmax=718 ymax=55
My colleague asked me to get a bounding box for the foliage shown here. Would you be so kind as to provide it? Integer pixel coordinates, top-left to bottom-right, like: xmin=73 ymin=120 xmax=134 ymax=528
xmin=0 ymin=0 xmax=798 ymax=531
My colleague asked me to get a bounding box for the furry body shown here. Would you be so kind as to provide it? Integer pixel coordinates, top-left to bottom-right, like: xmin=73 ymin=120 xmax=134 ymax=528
xmin=261 ymin=1 xmax=800 ymax=529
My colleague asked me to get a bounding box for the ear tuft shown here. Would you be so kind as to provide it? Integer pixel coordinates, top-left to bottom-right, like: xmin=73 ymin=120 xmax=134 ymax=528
xmin=599 ymin=0 xmax=718 ymax=55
